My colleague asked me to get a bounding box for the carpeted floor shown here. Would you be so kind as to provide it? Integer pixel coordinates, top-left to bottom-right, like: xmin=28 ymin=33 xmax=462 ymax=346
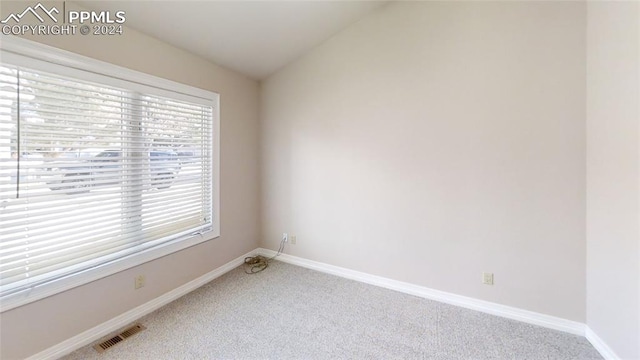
xmin=62 ymin=260 xmax=602 ymax=360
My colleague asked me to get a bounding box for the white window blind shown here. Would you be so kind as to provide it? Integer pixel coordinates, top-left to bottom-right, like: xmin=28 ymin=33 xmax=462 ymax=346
xmin=0 ymin=41 xmax=218 ymax=309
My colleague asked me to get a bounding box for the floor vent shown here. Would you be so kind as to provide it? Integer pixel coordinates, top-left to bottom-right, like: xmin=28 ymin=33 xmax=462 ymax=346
xmin=94 ymin=324 xmax=146 ymax=353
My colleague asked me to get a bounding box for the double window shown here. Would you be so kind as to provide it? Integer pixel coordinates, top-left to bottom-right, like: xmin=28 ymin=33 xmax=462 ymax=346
xmin=0 ymin=38 xmax=219 ymax=310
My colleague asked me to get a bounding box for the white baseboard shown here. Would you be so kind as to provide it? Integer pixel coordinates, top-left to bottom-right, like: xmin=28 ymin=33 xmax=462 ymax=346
xmin=28 ymin=247 xmax=619 ymax=360
xmin=258 ymin=248 xmax=585 ymax=336
xmin=26 ymin=249 xmax=258 ymax=360
xmin=585 ymin=327 xmax=620 ymax=360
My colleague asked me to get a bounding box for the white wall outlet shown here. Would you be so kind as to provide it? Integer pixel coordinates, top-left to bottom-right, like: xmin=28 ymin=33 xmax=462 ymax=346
xmin=482 ymin=272 xmax=494 ymax=285
xmin=282 ymin=233 xmax=288 ymax=242
xmin=290 ymin=235 xmax=296 ymax=245
xmin=135 ymin=275 xmax=145 ymax=289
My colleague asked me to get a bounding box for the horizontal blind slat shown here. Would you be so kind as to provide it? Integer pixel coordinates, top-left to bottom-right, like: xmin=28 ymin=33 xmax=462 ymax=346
xmin=0 ymin=60 xmax=215 ymax=299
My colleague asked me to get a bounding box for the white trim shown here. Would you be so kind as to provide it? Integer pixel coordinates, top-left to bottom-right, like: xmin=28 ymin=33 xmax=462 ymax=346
xmin=0 ymin=35 xmax=221 ymax=312
xmin=1 ymin=233 xmax=219 ymax=313
xmin=0 ymin=35 xmax=215 ymax=101
xmin=24 ymin=248 xmax=620 ymax=360
xmin=25 ymin=250 xmax=257 ymax=360
xmin=585 ymin=327 xmax=620 ymax=360
xmin=258 ymin=248 xmax=586 ymax=336
xmin=211 ymin=96 xmax=221 ymax=238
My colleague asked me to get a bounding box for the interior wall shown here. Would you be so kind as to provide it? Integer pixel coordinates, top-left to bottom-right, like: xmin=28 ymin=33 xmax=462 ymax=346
xmin=586 ymin=2 xmax=640 ymax=359
xmin=260 ymin=1 xmax=587 ymax=321
xmin=0 ymin=2 xmax=261 ymax=359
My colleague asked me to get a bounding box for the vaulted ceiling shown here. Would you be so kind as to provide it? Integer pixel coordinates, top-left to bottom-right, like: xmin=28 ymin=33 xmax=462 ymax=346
xmin=78 ymin=1 xmax=389 ymax=80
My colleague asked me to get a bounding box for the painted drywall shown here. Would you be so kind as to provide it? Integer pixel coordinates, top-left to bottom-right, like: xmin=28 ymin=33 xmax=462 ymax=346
xmin=0 ymin=2 xmax=260 ymax=359
xmin=586 ymin=2 xmax=640 ymax=359
xmin=261 ymin=1 xmax=587 ymax=322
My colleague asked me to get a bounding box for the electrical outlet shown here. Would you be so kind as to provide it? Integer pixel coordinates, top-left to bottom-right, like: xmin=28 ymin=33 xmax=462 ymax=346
xmin=482 ymin=272 xmax=494 ymax=285
xmin=135 ymin=275 xmax=145 ymax=289
xmin=283 ymin=233 xmax=288 ymax=242
xmin=290 ymin=235 xmax=296 ymax=245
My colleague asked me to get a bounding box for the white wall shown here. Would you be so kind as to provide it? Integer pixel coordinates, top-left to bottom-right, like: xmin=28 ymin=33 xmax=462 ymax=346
xmin=5 ymin=1 xmax=638 ymax=358
xmin=261 ymin=1 xmax=587 ymax=321
xmin=586 ymin=2 xmax=640 ymax=359
xmin=0 ymin=2 xmax=261 ymax=359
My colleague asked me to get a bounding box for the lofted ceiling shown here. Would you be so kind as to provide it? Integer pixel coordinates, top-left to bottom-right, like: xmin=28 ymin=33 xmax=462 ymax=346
xmin=77 ymin=1 xmax=389 ymax=80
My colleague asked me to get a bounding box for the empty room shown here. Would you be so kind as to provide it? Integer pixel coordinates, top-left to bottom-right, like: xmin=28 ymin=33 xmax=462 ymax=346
xmin=0 ymin=1 xmax=638 ymax=359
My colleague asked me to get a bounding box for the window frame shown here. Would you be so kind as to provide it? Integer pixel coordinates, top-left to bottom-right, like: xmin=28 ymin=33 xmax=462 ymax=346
xmin=0 ymin=36 xmax=220 ymax=312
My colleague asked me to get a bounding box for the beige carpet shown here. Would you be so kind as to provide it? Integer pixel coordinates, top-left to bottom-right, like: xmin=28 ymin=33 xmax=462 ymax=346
xmin=62 ymin=261 xmax=602 ymax=359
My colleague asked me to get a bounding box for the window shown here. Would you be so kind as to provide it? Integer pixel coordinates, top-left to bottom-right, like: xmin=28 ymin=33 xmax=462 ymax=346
xmin=0 ymin=38 xmax=220 ymax=311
